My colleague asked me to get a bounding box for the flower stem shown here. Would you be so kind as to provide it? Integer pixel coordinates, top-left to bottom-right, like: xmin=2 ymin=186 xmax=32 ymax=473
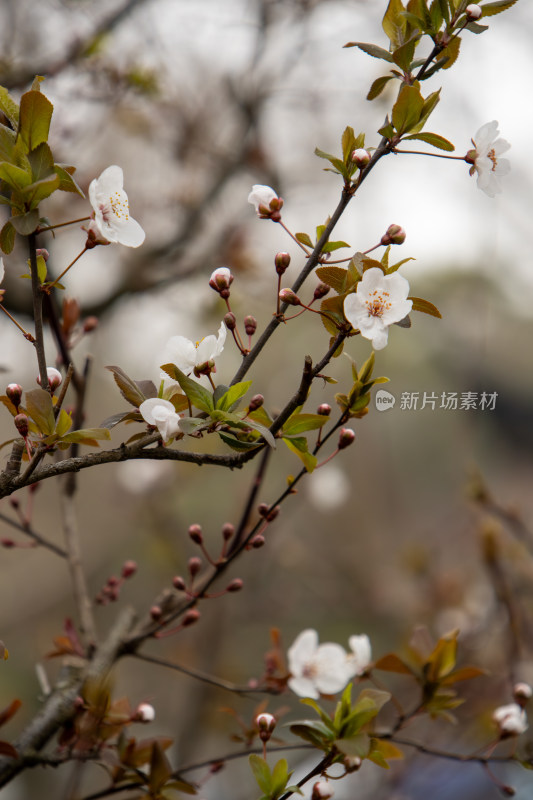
xmin=28 ymin=233 xmax=49 ymax=391
xmin=37 ymin=216 xmax=91 ymax=233
xmin=45 ymin=247 xmax=88 ymax=291
xmin=0 ymin=304 xmax=35 ymax=341
xmin=394 ymin=148 xmax=466 ymax=160
xmin=278 ymin=221 xmax=311 ymax=255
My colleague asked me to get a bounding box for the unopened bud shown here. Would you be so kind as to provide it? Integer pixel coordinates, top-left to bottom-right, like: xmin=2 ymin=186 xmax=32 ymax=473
xmin=266 ymin=506 xmax=280 ymax=522
xmin=244 ymin=315 xmax=257 ymax=336
xmin=343 ymin=755 xmax=362 ymax=772
xmin=62 ymin=297 xmax=81 ymax=334
xmin=317 ymin=403 xmax=331 ymax=416
xmin=381 ymin=224 xmax=406 ymax=246
xmin=150 ymin=605 xmax=163 ymax=620
xmin=514 ymin=683 xmax=532 ymax=706
xmin=313 ymin=282 xmax=330 ymax=301
xmin=312 ymin=781 xmax=334 ymax=800
xmin=173 ymin=576 xmax=186 ymax=591
xmin=465 ymin=4 xmax=482 ymax=21
xmin=279 ymin=288 xmax=301 ymax=306
xmin=182 ymin=608 xmax=201 ymax=627
xmin=227 ymin=578 xmax=243 ymax=593
xmin=188 ymin=524 xmax=203 ymax=545
xmin=83 ymin=316 xmax=99 ymax=333
xmin=209 ymin=267 xmax=234 ymax=294
xmin=37 ymin=367 xmax=62 ymax=392
xmin=224 ymin=312 xmax=237 ymax=331
xmin=338 ymin=428 xmax=355 ymax=450
xmin=258 ymin=503 xmax=269 ymax=518
xmin=351 ymin=148 xmax=371 ymax=168
xmin=251 ymin=534 xmax=265 ymax=548
xmin=222 ymin=523 xmax=235 ymax=541
xmin=188 ymin=556 xmax=202 ymax=577
xmin=194 ymin=359 xmax=215 ymax=377
xmin=107 ymin=575 xmax=119 ymax=587
xmin=36 ymin=248 xmax=50 ymax=262
xmin=6 ymin=384 xmax=22 ymax=409
xmin=121 ymin=560 xmax=137 ymax=579
xmin=249 ymin=394 xmax=264 ymax=412
xmin=256 ymin=712 xmax=276 ymax=742
xmin=275 ymin=251 xmax=291 ymax=275
xmin=14 ymin=413 xmax=29 ymax=438
xmin=1 ymin=538 xmax=15 ymax=548
xmin=134 ymin=702 xmax=155 ymax=722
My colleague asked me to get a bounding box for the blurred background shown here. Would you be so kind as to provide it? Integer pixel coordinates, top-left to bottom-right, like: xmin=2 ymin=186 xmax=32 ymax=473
xmin=0 ymin=0 xmax=532 ymax=798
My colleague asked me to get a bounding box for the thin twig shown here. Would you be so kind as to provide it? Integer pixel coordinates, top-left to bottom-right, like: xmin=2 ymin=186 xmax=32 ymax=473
xmin=0 ymin=511 xmax=67 ymax=557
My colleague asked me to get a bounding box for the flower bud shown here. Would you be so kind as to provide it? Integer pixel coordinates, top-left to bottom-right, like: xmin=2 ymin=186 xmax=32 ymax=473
xmin=514 ymin=683 xmax=532 ymax=707
xmin=182 ymin=608 xmax=201 ymax=627
xmin=317 ymin=403 xmax=331 ymax=416
xmin=194 ymin=359 xmax=215 ymax=377
xmin=381 ymin=224 xmax=406 ymax=246
xmin=251 ymin=534 xmax=265 ymax=548
xmin=121 ymin=560 xmax=137 ymax=579
xmin=188 ymin=524 xmax=203 ymax=545
xmin=14 ymin=413 xmax=29 ymax=438
xmin=465 ymin=4 xmax=482 ymax=21
xmin=313 ymin=282 xmax=330 ymax=301
xmin=256 ymin=712 xmax=276 ymax=742
xmin=83 ymin=219 xmax=111 ymax=248
xmin=36 ymin=248 xmax=50 ymax=262
xmin=343 ymin=755 xmax=362 ymax=772
xmin=83 ymin=316 xmax=99 ymax=333
xmin=62 ymin=297 xmax=81 ymax=335
xmin=312 ymin=781 xmax=334 ymax=800
xmin=275 ymin=251 xmax=291 ymax=275
xmin=6 ymin=384 xmax=22 ymax=410
xmin=107 ymin=575 xmax=119 ymax=587
xmin=188 ymin=556 xmax=202 ymax=577
xmin=37 ymin=367 xmax=62 ymax=392
xmin=150 ymin=605 xmax=163 ymax=620
xmin=381 ymin=225 xmax=405 ymax=245
xmin=248 ymin=185 xmax=283 ymax=221
xmin=279 ymin=289 xmax=301 ymax=306
xmin=493 ymin=703 xmax=528 ymax=737
xmin=249 ymin=394 xmax=264 ymax=412
xmin=338 ymin=428 xmax=355 ymax=450
xmin=209 ymin=267 xmax=234 ymax=294
xmin=173 ymin=575 xmax=186 ymax=591
xmin=351 ymin=148 xmax=371 ymax=168
xmin=258 ymin=503 xmax=269 ymax=517
xmin=227 ymin=578 xmax=244 ymax=593
xmin=244 ymin=315 xmax=257 ymax=336
xmin=134 ymin=702 xmax=155 ymax=722
xmin=224 ymin=312 xmax=237 ymax=331
xmin=222 ymin=523 xmax=235 ymax=541
xmin=1 ymin=538 xmax=15 ymax=548
xmin=266 ymin=506 xmax=280 ymax=522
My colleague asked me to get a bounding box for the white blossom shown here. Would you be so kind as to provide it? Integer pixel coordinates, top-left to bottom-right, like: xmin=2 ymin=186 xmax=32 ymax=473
xmin=492 ymin=703 xmax=528 ymax=736
xmin=312 ymin=781 xmax=334 ymax=800
xmin=160 ymin=321 xmax=227 ymax=378
xmin=89 ymin=165 xmax=145 ymax=247
xmin=470 ymin=121 xmax=511 ymax=198
xmin=343 ymin=268 xmax=412 ymax=350
xmin=287 ymin=629 xmax=357 ymax=699
xmin=139 ymin=398 xmax=181 ymax=442
xmin=347 ymin=634 xmax=372 ymax=676
xmin=134 ymin=702 xmax=156 ymax=722
xmin=247 ymin=184 xmax=281 ymax=218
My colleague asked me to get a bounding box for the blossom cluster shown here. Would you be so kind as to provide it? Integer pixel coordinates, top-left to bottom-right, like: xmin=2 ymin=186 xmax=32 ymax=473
xmin=287 ymin=629 xmax=371 ymax=699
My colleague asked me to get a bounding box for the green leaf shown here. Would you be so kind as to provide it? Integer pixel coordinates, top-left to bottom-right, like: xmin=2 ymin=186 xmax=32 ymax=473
xmin=409 ymin=88 xmax=441 ymax=134
xmin=315 ymin=266 xmax=350 ymax=294
xmin=480 ymin=0 xmax=518 ymax=16
xmin=438 ymin=35 xmax=461 ymax=70
xmin=271 ymin=759 xmax=291 ymax=797
xmin=218 ymin=431 xmax=263 ymax=451
xmin=289 ymin=722 xmax=333 ymax=747
xmin=343 ymin=41 xmax=393 ymax=61
xmin=55 ymin=409 xmax=73 ymax=437
xmin=336 ymin=733 xmax=370 ymax=758
xmin=23 ymin=173 xmax=60 ymax=209
xmin=295 ymin=231 xmax=314 ymax=248
xmin=178 ymin=417 xmax=206 ymax=435
xmin=249 ymin=754 xmax=272 ymax=796
xmin=282 ymin=436 xmax=317 ymax=472
xmin=215 ymin=380 xmax=252 ymax=412
xmin=25 ymin=388 xmax=55 ymax=435
xmin=322 ymin=240 xmax=350 ymax=254
xmin=409 ymin=296 xmax=442 ymax=318
xmin=392 ymin=34 xmax=419 ymax=71
xmin=383 ymin=0 xmax=408 ymax=48
xmin=367 ymin=75 xmax=394 ymax=101
xmin=60 ymin=427 xmax=111 ymax=446
xmin=243 ymin=418 xmax=276 ymax=449
xmin=0 ymin=88 xmax=19 ymax=129
xmin=403 ymin=131 xmax=454 ymax=151
xmin=99 ymin=411 xmax=141 ymax=429
xmin=17 ymin=90 xmax=54 ymax=153
xmin=314 ymin=148 xmax=347 ymax=177
xmin=392 ymin=84 xmax=423 ymax=135
xmin=54 ymin=164 xmax=85 ymax=196
xmin=10 ymin=210 xmax=40 ymax=235
xmin=0 ymin=126 xmax=16 ymax=163
xmin=0 ymin=161 xmax=32 ymax=191
xmin=27 ymin=141 xmax=55 ymax=182
xmin=149 ymin=741 xmax=172 ymax=793
xmin=282 ymin=413 xmax=327 ymax=436
xmin=106 ymin=365 xmax=148 ymax=408
xmin=0 ymin=221 xmax=15 ymax=254
xmin=159 ymin=364 xmax=214 ymax=414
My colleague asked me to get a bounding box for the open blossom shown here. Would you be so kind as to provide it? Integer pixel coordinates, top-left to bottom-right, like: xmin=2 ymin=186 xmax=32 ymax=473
xmin=347 ymin=634 xmax=372 ymax=676
xmin=287 ymin=629 xmax=368 ymax=699
xmin=493 ymin=703 xmax=528 ymax=736
xmin=160 ymin=321 xmax=227 ymax=378
xmin=248 ymin=184 xmax=283 ymax=219
xmin=139 ymin=398 xmax=181 ymax=442
xmin=469 ymin=121 xmax=510 ymax=198
xmin=343 ymin=268 xmax=412 ymax=350
xmin=88 ymin=165 xmax=145 ymax=247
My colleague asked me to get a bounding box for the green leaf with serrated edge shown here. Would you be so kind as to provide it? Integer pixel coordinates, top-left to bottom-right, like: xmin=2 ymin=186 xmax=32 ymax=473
xmin=215 ymin=380 xmax=252 ymax=412
xmin=322 ymin=240 xmax=350 ymax=254
xmin=367 ymin=75 xmax=394 ymax=101
xmin=0 ymin=221 xmax=15 ymax=254
xmin=0 ymin=162 xmax=32 ymax=191
xmin=378 ymin=122 xmax=395 ymax=140
xmin=99 ymin=411 xmax=141 ymax=429
xmin=0 ymin=126 xmax=16 ymax=163
xmin=0 ymin=88 xmax=19 ymax=129
xmin=249 ymin=754 xmax=272 ymax=796
xmin=480 ymin=0 xmax=518 ymax=16
xmin=17 ymin=90 xmax=53 ymax=153
xmin=24 ymin=173 xmax=60 ymax=210
xmin=392 ymin=84 xmax=423 ymax=135
xmin=282 ymin=437 xmax=317 ymax=472
xmin=289 ymin=723 xmax=333 ymax=747
xmin=283 ymin=413 xmax=327 ymax=436
xmin=25 ymin=388 xmax=55 ymax=435
xmin=334 ymin=682 xmax=353 ymax=730
xmin=336 ymin=733 xmax=370 ymax=758
xmin=408 ymin=0 xmax=431 ymax=25
xmin=438 ymin=0 xmax=450 ymax=22
xmin=429 ymin=0 xmax=443 ymax=29
xmin=314 ymin=148 xmax=347 ymax=177
xmin=247 ymin=405 xmax=273 ymax=427
xmin=61 ymin=428 xmax=111 ymax=445
xmin=409 ymin=296 xmax=442 ymax=318
xmin=10 ymin=210 xmax=40 ymax=235
xmin=316 ymin=266 xmax=349 ymax=294
xmin=54 ymin=164 xmax=85 ymax=197
xmin=271 ymin=759 xmax=291 ymax=797
xmin=343 ymin=41 xmax=393 ymax=61
xmin=320 ymin=295 xmax=346 ymax=336
xmin=392 ymin=34 xmax=419 ymax=71
xmin=383 ymin=0 xmax=408 ymax=48
xmin=27 ymin=141 xmax=55 ymax=182
xmin=465 ymin=21 xmax=489 ymax=33
xmin=106 ymin=365 xmax=148 ymax=408
xmin=341 ymin=126 xmax=357 ymax=163
xmin=178 ymin=417 xmax=206 ymax=435
xmin=439 ymin=35 xmax=461 ymax=70
xmin=362 ymin=257 xmax=385 ymax=273
xmin=295 ymin=231 xmax=313 ymax=248
xmin=135 ymin=379 xmax=158 ymax=399
xmin=400 ymin=11 xmax=428 ymax=29
xmin=55 ymin=408 xmax=72 ymax=437
xmin=403 ymin=132 xmax=454 ymax=151
xmin=358 ymin=352 xmax=375 ymax=383
xmin=384 ymin=256 xmax=414 ymax=275
xmin=404 ymin=87 xmax=440 ymax=133
xmin=219 ymin=432 xmax=262 ymax=451
xmin=243 ymin=418 xmax=276 ymax=448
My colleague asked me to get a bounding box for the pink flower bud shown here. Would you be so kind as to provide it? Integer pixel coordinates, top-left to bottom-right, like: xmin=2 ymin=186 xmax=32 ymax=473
xmin=258 ymin=503 xmax=269 ymax=517
xmin=37 ymin=367 xmax=62 ymax=392
xmin=188 ymin=524 xmax=203 ymax=545
xmin=36 ymin=248 xmax=50 ymax=262
xmin=188 ymin=556 xmax=202 ymax=576
xmin=14 ymin=413 xmax=29 ymax=438
xmin=222 ymin=523 xmax=235 ymax=541
xmin=249 ymin=394 xmax=264 ymax=412
xmin=209 ymin=267 xmax=234 ymax=294
xmin=224 ymin=311 xmax=237 ymax=331
xmin=381 ymin=224 xmax=406 ymax=246
xmin=182 ymin=609 xmax=201 ymax=627
xmin=279 ymin=288 xmax=301 ymax=306
xmin=107 ymin=575 xmax=119 ymax=587
xmin=173 ymin=576 xmax=186 ymax=591
xmin=150 ymin=605 xmax=163 ymax=620
xmin=338 ymin=428 xmax=355 ymax=450
xmin=83 ymin=316 xmax=99 ymax=333
xmin=244 ymin=316 xmax=257 ymax=336
xmin=248 ymin=185 xmax=283 ymax=221
xmin=134 ymin=702 xmax=155 ymax=722
xmin=251 ymin=534 xmax=265 ymax=548
xmin=256 ymin=712 xmax=276 ymax=742
xmin=312 ymin=781 xmax=334 ymax=800
xmin=514 ymin=683 xmax=532 ymax=707
xmin=121 ymin=560 xmax=137 ymax=579
xmin=313 ymin=282 xmax=330 ymax=301
xmin=1 ymin=538 xmax=15 ymax=548
xmin=62 ymin=297 xmax=81 ymax=334
xmin=275 ymin=252 xmax=291 ymax=275
xmin=317 ymin=403 xmax=331 ymax=416
xmin=6 ymin=384 xmax=22 ymax=410
xmin=465 ymin=4 xmax=482 ymax=20
xmin=351 ymin=148 xmax=371 ymax=168
xmin=227 ymin=578 xmax=243 ymax=593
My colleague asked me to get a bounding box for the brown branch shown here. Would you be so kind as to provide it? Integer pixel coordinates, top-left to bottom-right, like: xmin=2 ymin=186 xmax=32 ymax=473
xmin=0 ymin=511 xmax=67 ymax=557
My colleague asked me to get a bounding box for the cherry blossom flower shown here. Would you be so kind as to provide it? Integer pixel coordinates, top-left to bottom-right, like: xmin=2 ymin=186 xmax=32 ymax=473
xmin=139 ymin=398 xmax=181 ymax=443
xmin=492 ymin=703 xmax=528 ymax=736
xmin=343 ymin=268 xmax=412 ymax=350
xmin=248 ymin=184 xmax=283 ymax=220
xmin=469 ymin=121 xmax=511 ymax=198
xmin=88 ymin=166 xmax=145 ymax=247
xmin=287 ymin=629 xmax=356 ymax=699
xmin=160 ymin=321 xmax=227 ymax=378
xmin=312 ymin=781 xmax=334 ymax=800
xmin=347 ymin=634 xmax=372 ymax=676
xmin=133 ymin=702 xmax=156 ymax=722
